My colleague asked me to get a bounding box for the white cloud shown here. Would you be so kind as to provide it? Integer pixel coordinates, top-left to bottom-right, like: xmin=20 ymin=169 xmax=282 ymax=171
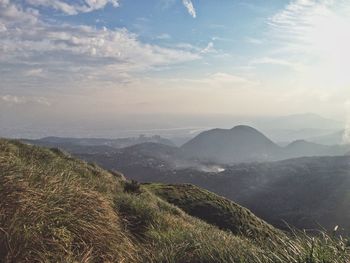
xmin=174 ymin=42 xmax=216 ymax=54
xmin=261 ymin=0 xmax=350 ymax=89
xmin=0 ymin=0 xmax=200 ymax=88
xmin=1 ymin=95 xmax=51 ymax=106
xmin=175 ymin=72 xmax=257 ymax=88
xmin=25 ymin=0 xmax=120 ymax=15
xmin=0 ymin=22 xmax=6 ymax=32
xmin=269 ymin=0 xmax=350 ymax=58
xmin=252 ymin=57 xmax=306 ymax=72
xmin=200 ymin=42 xmax=216 ymax=54
xmin=0 ymin=0 xmax=39 ymax=24
xmin=156 ymin=33 xmax=171 ymax=40
xmin=210 ymin=73 xmax=248 ymax=83
xmin=245 ymin=37 xmax=263 ymax=45
xmin=182 ymin=0 xmax=196 ymax=18
xmin=24 ymin=68 xmax=44 ymax=77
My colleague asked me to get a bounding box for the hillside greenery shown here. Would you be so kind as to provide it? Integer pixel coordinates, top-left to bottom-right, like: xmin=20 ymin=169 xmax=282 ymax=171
xmin=0 ymin=139 xmax=349 ymax=262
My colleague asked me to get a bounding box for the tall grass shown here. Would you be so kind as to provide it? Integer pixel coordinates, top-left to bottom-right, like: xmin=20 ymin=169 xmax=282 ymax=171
xmin=1 ymin=139 xmax=350 ymax=263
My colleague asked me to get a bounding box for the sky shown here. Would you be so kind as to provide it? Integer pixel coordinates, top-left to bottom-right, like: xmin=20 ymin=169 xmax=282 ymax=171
xmin=1 ymin=0 xmax=350 ymax=138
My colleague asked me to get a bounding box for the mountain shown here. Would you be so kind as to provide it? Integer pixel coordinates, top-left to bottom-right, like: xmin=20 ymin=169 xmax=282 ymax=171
xmin=308 ymin=130 xmax=345 ymax=145
xmin=181 ymin=125 xmax=350 ymax=164
xmin=182 ymin=125 xmax=282 ymax=164
xmin=3 ymin=139 xmax=346 ymax=262
xmin=284 ymin=140 xmax=328 ymax=156
xmin=23 ymin=125 xmax=350 ymax=166
xmin=253 ymin=113 xmax=344 ymax=143
xmin=24 ymin=134 xmax=175 ymax=149
xmin=284 ymin=139 xmax=350 ymax=158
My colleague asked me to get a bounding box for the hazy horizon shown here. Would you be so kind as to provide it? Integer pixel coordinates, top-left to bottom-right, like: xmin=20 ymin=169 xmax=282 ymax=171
xmin=1 ymin=0 xmax=350 ymax=139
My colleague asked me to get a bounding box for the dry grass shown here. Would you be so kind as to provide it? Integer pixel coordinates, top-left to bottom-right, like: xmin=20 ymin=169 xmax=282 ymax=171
xmin=0 ymin=139 xmax=139 ymax=262
xmin=1 ymin=138 xmax=350 ymax=263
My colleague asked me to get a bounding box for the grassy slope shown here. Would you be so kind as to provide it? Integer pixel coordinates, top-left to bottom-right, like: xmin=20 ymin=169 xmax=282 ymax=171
xmin=146 ymin=183 xmax=283 ymax=242
xmin=0 ymin=139 xmax=349 ymax=263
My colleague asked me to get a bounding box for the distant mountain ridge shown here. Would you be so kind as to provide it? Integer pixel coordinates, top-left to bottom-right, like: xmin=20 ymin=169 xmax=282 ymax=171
xmin=253 ymin=113 xmax=345 ymax=143
xmin=23 ymin=125 xmax=350 ymax=166
xmin=181 ymin=125 xmax=350 ymax=164
xmin=23 ymin=134 xmax=175 ymax=150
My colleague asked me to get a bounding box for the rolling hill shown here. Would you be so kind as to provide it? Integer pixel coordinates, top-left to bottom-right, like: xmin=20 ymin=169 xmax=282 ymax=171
xmin=112 ymin=155 xmax=350 ymax=234
xmin=1 ymin=139 xmax=349 ymax=262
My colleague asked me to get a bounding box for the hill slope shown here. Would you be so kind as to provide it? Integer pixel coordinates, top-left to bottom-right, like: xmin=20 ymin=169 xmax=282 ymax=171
xmin=120 ymin=155 xmax=350 ymax=234
xmin=147 ymin=184 xmax=282 ymax=241
xmin=1 ymin=139 xmax=349 ymax=262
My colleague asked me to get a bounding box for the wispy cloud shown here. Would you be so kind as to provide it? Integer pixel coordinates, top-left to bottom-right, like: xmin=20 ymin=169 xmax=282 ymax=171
xmin=200 ymin=42 xmax=216 ymax=54
xmin=173 ymin=72 xmax=258 ymax=88
xmin=182 ymin=0 xmax=196 ymax=18
xmin=1 ymin=95 xmax=51 ymax=106
xmin=156 ymin=33 xmax=171 ymax=40
xmin=0 ymin=0 xmax=200 ymax=89
xmin=269 ymin=0 xmax=350 ymax=57
xmin=24 ymin=68 xmax=44 ymax=77
xmin=207 ymin=72 xmax=253 ymax=85
xmin=25 ymin=0 xmax=120 ymax=15
xmin=245 ymin=37 xmax=263 ymax=45
xmin=251 ymin=0 xmax=350 ymax=89
xmin=252 ymin=57 xmax=306 ymax=72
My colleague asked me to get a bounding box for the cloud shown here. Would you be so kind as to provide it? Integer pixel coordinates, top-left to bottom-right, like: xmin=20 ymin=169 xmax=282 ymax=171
xmin=258 ymin=0 xmax=350 ymax=89
xmin=156 ymin=33 xmax=171 ymax=40
xmin=200 ymin=42 xmax=216 ymax=54
xmin=174 ymin=42 xmax=216 ymax=55
xmin=245 ymin=37 xmax=263 ymax=45
xmin=182 ymin=0 xmax=196 ymax=18
xmin=24 ymin=68 xmax=44 ymax=77
xmin=252 ymin=57 xmax=306 ymax=72
xmin=25 ymin=0 xmax=120 ymax=15
xmin=269 ymin=0 xmax=350 ymax=58
xmin=0 ymin=22 xmax=6 ymax=32
xmin=0 ymin=0 xmax=200 ymax=89
xmin=207 ymin=72 xmax=255 ymax=86
xmin=1 ymin=95 xmax=51 ymax=106
xmin=0 ymin=0 xmax=39 ymax=24
xmin=174 ymin=72 xmax=257 ymax=88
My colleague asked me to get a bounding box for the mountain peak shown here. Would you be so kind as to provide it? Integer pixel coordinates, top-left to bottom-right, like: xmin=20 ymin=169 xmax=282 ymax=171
xmin=182 ymin=125 xmax=280 ymax=163
xmin=231 ymin=125 xmax=260 ymax=132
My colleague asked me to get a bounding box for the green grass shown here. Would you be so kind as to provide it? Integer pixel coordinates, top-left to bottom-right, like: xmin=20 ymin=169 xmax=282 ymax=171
xmin=146 ymin=183 xmax=285 ymax=243
xmin=0 ymin=138 xmax=349 ymax=262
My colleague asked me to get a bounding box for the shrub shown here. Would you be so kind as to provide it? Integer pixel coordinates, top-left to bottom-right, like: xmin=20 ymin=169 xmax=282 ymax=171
xmin=124 ymin=179 xmax=141 ymax=194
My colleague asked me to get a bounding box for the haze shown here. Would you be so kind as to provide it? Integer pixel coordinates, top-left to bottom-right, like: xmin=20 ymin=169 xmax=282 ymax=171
xmin=1 ymin=0 xmax=350 ymax=138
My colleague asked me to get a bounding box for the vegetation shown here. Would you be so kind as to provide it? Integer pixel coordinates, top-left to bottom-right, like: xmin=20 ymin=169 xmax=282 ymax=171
xmin=1 ymin=138 xmax=349 ymax=262
xmin=123 ymin=179 xmax=141 ymax=194
xmin=146 ymin=183 xmax=284 ymax=243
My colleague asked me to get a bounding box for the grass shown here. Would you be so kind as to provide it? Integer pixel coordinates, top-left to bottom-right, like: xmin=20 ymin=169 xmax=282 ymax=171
xmin=0 ymin=138 xmax=349 ymax=262
xmin=146 ymin=183 xmax=285 ymax=243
